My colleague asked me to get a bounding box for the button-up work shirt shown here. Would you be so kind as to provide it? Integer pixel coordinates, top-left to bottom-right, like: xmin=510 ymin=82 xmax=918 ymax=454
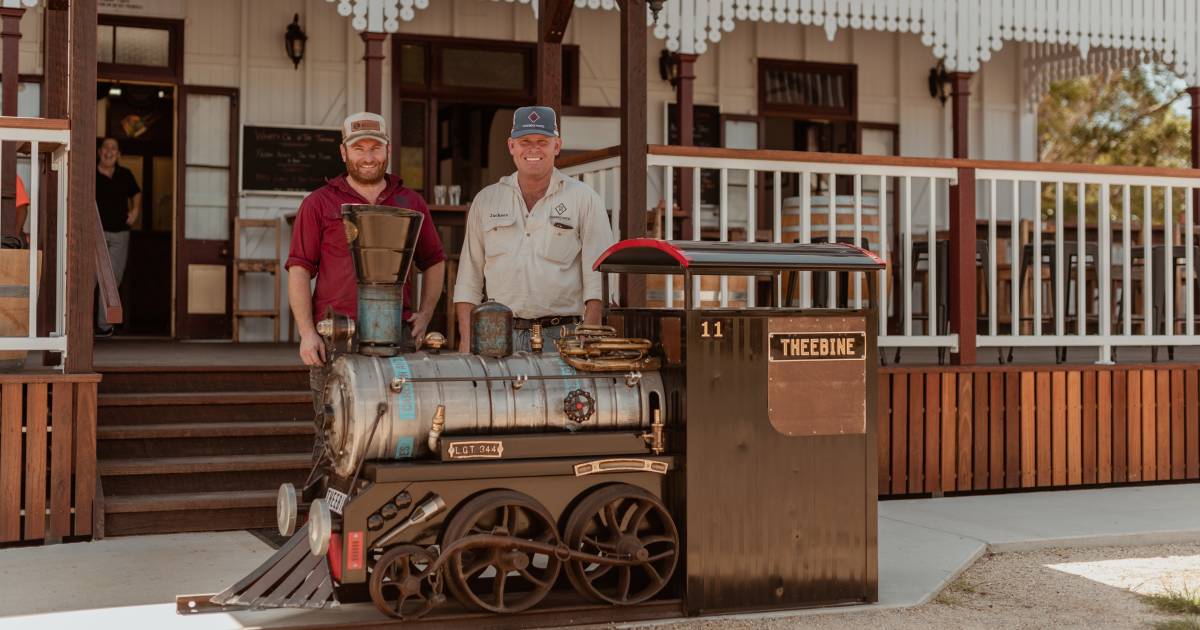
xmin=453 ymin=169 xmax=615 ymax=319
xmin=285 ymin=173 xmax=446 ymax=323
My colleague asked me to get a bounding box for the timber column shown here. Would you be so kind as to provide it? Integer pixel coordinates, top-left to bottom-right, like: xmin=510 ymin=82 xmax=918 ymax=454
xmin=948 ymin=72 xmax=976 ymax=364
xmin=362 ymin=32 xmax=386 ymax=115
xmin=619 ymin=0 xmax=647 ymax=306
xmin=0 ymin=7 xmax=22 ymax=239
xmin=536 ymin=0 xmax=573 ymax=112
xmin=67 ymin=0 xmax=98 ymax=372
xmin=674 ymin=53 xmax=696 ymax=237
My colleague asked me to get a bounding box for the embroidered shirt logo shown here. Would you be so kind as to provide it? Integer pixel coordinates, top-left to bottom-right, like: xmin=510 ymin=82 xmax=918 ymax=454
xmin=554 ymin=203 xmax=567 ymax=216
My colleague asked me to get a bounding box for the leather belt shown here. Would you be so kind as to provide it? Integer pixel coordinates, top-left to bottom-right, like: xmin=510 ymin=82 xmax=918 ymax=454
xmin=512 ymin=315 xmax=581 ymax=330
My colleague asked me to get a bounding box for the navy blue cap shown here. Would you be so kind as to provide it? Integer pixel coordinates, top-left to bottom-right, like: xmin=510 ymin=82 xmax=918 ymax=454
xmin=511 ymin=106 xmax=560 ymax=139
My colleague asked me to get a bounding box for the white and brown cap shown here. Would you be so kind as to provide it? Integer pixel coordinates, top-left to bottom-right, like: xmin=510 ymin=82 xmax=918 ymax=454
xmin=342 ymin=112 xmax=390 ymax=147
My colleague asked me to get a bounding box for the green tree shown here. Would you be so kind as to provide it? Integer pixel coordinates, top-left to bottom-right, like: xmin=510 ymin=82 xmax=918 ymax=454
xmin=1039 ymin=64 xmax=1190 ymax=169
xmin=1036 ymin=64 xmax=1192 ymax=225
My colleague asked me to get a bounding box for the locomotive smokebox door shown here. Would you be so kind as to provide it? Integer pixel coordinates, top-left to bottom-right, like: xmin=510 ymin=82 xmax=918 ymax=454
xmin=596 ymin=239 xmax=885 ymax=616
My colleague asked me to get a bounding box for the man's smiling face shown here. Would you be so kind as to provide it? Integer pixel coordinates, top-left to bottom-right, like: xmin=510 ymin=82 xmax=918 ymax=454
xmin=508 ymin=133 xmax=561 ymax=179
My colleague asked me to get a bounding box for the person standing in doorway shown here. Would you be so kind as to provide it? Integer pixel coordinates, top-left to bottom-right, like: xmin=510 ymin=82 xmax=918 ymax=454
xmin=95 ymin=137 xmax=141 ymax=337
xmin=453 ymin=106 xmax=616 ymax=353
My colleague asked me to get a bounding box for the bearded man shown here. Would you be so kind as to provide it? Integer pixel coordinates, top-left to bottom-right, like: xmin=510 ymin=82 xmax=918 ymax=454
xmin=286 ymin=112 xmax=445 ymax=391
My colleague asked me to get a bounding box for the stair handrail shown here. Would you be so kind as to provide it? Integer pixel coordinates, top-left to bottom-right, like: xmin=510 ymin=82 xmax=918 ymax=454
xmin=92 ymin=202 xmax=123 ymax=325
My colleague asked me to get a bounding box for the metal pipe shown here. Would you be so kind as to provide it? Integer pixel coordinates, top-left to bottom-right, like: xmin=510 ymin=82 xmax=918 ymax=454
xmin=374 ymin=495 xmax=447 ymax=549
xmin=426 ymin=405 xmax=446 ymax=453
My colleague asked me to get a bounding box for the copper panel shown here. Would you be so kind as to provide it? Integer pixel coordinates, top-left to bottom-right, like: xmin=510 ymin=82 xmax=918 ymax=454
xmin=685 ymin=310 xmax=877 ymax=614
xmin=767 ymin=316 xmax=867 ymax=436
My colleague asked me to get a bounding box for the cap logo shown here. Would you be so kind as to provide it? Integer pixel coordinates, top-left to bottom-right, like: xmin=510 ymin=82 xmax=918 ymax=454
xmin=528 ymin=111 xmax=540 ymax=123
xmin=351 ymin=120 xmax=381 ymax=132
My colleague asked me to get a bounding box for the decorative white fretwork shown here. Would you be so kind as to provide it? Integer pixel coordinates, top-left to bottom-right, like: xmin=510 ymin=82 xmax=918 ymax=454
xmin=576 ymin=0 xmax=1200 ymax=85
xmin=326 ymin=0 xmax=431 ymax=33
xmin=1022 ymin=43 xmax=1165 ymax=111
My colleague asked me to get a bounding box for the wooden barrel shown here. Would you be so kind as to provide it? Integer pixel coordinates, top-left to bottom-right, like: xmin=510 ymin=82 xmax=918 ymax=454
xmin=646 ymin=274 xmax=749 ymax=308
xmin=781 ymin=193 xmax=882 ymax=251
xmin=1 ymin=249 xmax=39 ymax=371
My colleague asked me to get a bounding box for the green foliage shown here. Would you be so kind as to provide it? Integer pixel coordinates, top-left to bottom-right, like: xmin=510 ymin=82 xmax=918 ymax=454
xmin=1036 ymin=65 xmax=1193 ymax=225
xmin=1039 ymin=64 xmax=1191 ymax=169
xmin=1142 ymin=588 xmax=1200 ymax=616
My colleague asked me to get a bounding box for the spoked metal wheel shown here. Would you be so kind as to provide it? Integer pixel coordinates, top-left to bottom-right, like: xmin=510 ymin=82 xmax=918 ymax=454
xmin=368 ymin=545 xmax=442 ymax=620
xmin=441 ymin=490 xmax=562 ymax=613
xmin=563 ymin=484 xmax=678 ymax=605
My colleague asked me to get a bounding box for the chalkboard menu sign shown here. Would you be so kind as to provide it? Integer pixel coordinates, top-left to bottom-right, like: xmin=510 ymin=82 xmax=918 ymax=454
xmin=241 ymin=126 xmax=345 ymax=193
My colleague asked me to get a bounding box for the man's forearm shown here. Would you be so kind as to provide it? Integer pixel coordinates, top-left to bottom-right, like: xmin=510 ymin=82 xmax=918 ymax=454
xmin=288 ymin=269 xmax=318 ymax=336
xmin=584 ymin=299 xmax=603 ymax=325
xmin=417 ymin=262 xmax=445 ymax=316
xmin=455 ymin=302 xmax=475 ymax=346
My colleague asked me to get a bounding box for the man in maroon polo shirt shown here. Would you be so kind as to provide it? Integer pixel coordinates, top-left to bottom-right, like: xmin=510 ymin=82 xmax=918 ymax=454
xmin=286 ymin=111 xmax=445 ymax=383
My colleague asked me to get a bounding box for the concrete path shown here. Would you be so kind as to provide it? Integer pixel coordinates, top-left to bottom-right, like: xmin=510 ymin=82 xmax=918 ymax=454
xmin=0 ymin=484 xmax=1196 ymax=629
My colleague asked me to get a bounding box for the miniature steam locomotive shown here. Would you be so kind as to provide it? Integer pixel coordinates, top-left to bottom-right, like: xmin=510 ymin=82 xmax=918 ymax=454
xmin=204 ymin=203 xmax=882 ymax=623
xmin=211 ymin=205 xmax=678 ymax=620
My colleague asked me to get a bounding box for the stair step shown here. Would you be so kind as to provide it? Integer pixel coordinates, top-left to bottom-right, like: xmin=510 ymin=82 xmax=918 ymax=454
xmin=99 ymin=390 xmax=310 ymax=407
xmin=105 ymin=490 xmax=277 ymax=514
xmin=99 ymin=421 xmax=313 ymax=440
xmin=100 ymin=453 xmax=312 ymax=476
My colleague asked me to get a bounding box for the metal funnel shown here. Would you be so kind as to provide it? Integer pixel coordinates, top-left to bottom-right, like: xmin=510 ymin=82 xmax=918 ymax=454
xmin=340 ymin=204 xmax=424 ymax=354
xmin=340 ymin=204 xmax=424 ymax=286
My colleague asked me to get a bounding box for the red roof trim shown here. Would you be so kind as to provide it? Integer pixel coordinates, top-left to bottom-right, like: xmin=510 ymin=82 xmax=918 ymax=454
xmin=593 ymin=238 xmax=690 ymax=271
xmin=833 ymin=241 xmax=887 ymax=266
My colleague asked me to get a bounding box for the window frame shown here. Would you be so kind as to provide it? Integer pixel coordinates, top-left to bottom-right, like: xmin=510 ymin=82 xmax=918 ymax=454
xmin=757 ymin=58 xmax=857 ymax=121
xmin=97 ymin=15 xmax=184 ymax=83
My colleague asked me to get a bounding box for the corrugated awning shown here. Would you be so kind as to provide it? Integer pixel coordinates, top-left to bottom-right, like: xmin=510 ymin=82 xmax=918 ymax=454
xmin=594 ymin=239 xmax=886 ymax=275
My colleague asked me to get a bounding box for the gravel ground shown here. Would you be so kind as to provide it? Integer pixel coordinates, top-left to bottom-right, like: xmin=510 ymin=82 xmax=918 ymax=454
xmin=626 ymin=543 xmax=1200 ymax=630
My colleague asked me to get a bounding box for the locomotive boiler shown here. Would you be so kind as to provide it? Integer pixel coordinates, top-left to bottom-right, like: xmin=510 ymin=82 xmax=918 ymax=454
xmin=199 ymin=202 xmax=883 ymax=625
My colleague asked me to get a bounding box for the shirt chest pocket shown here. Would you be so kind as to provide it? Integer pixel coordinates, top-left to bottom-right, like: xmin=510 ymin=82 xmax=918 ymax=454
xmin=482 ymin=214 xmax=518 ymax=259
xmin=541 ymin=225 xmax=581 ymax=265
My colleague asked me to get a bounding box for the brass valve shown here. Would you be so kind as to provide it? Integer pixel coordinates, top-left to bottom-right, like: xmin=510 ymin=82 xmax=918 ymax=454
xmin=423 ymin=332 xmax=446 ymax=352
xmin=641 ymin=408 xmax=664 ymax=455
xmin=531 ymin=323 xmax=544 ymax=353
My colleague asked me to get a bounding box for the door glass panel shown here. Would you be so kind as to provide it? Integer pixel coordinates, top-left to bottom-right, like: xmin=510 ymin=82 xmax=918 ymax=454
xmin=397 ymin=100 xmax=426 ymax=192
xmin=97 ymin=25 xmax=115 ymax=63
xmin=399 ymin=44 xmax=426 ymax=86
xmin=114 ymin=26 xmax=170 ymax=67
xmin=185 ymin=166 xmax=229 ymax=240
xmin=440 ymin=48 xmax=524 ymax=91
xmin=186 ymin=94 xmax=229 ymax=165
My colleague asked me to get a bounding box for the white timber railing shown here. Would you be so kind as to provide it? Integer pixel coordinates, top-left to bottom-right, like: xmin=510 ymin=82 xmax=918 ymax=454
xmin=561 ymin=145 xmax=1200 ymax=364
xmin=0 ymin=119 xmax=71 ymax=365
xmin=975 ymin=165 xmax=1200 ymax=364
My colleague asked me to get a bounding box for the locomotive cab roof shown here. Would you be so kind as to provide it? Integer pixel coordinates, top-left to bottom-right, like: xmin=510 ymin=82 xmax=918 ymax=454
xmin=594 ymin=239 xmax=886 ymax=276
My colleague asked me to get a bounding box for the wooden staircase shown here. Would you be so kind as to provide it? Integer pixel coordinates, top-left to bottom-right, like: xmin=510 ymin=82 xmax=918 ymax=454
xmin=97 ymin=365 xmax=313 ymax=536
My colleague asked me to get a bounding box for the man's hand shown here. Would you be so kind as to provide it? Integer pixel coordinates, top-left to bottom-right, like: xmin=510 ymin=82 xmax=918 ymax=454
xmin=408 ymin=310 xmax=432 ymax=349
xmin=299 ymin=331 xmax=326 ymax=367
xmin=125 ymin=210 xmax=136 ymax=227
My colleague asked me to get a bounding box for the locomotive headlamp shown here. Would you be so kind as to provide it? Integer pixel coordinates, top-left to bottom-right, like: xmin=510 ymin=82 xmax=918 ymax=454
xmin=308 ymin=499 xmax=332 ymax=556
xmin=276 ymin=483 xmax=298 ymax=537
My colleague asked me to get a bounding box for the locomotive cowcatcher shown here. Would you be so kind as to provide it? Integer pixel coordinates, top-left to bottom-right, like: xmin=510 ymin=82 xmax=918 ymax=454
xmin=193 ymin=204 xmax=883 ymax=623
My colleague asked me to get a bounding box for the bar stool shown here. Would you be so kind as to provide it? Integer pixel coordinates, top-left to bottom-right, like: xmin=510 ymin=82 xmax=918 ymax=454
xmin=1018 ymin=241 xmax=1099 ymax=363
xmin=1127 ymin=245 xmax=1200 ymax=361
xmin=893 ymin=239 xmax=989 ymax=365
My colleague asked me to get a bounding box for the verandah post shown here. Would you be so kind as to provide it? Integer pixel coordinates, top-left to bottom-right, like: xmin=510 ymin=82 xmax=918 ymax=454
xmin=949 ymin=167 xmax=977 ymax=365
xmin=536 ymin=0 xmax=573 ymax=112
xmin=66 ymin=0 xmax=98 ymax=373
xmin=618 ymin=0 xmax=647 ymax=306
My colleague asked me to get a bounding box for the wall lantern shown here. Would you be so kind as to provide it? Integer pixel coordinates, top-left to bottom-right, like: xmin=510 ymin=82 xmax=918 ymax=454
xmin=285 ymin=14 xmax=307 ymax=69
xmin=648 ymin=0 xmax=666 ymax=21
xmin=927 ymin=61 xmax=949 ymax=105
xmin=658 ymin=49 xmax=678 ymax=87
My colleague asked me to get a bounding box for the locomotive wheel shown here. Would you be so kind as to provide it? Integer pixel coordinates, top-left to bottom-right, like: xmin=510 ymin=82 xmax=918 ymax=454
xmin=369 ymin=545 xmax=442 ymax=620
xmin=441 ymin=490 xmax=562 ymax=614
xmin=563 ymin=484 xmax=678 ymax=605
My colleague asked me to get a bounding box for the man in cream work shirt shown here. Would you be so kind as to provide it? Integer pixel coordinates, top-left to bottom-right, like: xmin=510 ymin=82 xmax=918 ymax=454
xmin=454 ymin=106 xmax=615 ymax=352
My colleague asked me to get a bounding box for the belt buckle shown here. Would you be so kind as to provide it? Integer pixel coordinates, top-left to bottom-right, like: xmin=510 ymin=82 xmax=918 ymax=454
xmin=547 ymin=317 xmax=561 ymax=326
